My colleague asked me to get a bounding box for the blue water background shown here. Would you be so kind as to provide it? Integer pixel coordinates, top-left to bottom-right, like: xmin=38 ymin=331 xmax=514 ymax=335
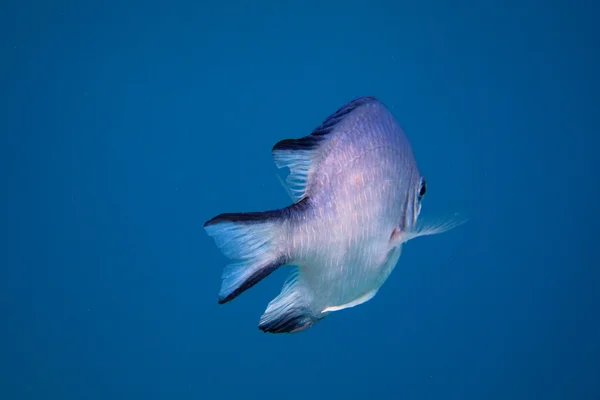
xmin=1 ymin=0 xmax=599 ymax=399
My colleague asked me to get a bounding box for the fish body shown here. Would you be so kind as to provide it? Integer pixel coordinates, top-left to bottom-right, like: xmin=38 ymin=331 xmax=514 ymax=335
xmin=204 ymin=96 xmax=459 ymax=334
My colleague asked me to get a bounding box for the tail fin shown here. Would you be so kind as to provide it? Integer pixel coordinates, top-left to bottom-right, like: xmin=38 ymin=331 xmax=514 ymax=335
xmin=204 ymin=210 xmax=287 ymax=304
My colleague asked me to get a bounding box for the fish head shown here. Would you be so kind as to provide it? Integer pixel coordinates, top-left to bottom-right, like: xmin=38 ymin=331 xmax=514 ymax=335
xmin=400 ymin=172 xmax=466 ymax=242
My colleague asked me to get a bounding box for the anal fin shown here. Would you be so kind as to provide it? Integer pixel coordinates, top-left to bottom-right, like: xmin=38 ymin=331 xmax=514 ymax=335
xmin=258 ymin=268 xmax=322 ymax=334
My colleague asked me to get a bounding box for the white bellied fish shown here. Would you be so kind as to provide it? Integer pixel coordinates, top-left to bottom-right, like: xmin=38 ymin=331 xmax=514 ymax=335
xmin=204 ymin=96 xmax=462 ymax=334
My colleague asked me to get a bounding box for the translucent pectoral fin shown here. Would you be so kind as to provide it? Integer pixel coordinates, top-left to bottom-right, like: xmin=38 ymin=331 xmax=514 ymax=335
xmin=321 ymin=288 xmax=379 ymax=314
xmin=403 ymin=215 xmax=467 ymax=242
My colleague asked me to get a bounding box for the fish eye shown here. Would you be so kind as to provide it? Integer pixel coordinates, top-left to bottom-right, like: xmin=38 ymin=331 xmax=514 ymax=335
xmin=418 ymin=179 xmax=427 ymax=200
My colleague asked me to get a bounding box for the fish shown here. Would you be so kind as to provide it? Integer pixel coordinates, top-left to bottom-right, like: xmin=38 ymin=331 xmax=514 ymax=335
xmin=204 ymin=96 xmax=462 ymax=334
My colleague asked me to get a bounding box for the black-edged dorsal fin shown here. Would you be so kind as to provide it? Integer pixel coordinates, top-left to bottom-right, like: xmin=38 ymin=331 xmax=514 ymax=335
xmin=310 ymin=96 xmax=378 ymax=136
xmin=272 ymin=96 xmax=380 ymax=201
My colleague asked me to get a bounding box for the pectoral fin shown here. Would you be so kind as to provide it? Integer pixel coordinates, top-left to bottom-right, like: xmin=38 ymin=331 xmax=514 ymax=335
xmin=390 ymin=226 xmax=403 ymax=244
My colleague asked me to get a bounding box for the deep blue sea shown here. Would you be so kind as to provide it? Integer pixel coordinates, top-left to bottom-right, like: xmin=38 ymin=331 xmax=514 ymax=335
xmin=2 ymin=0 xmax=599 ymax=399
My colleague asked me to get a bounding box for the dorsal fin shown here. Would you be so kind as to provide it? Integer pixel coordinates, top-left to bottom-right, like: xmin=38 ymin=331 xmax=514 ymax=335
xmin=272 ymin=96 xmax=380 ymax=201
xmin=309 ymin=96 xmax=378 ymax=136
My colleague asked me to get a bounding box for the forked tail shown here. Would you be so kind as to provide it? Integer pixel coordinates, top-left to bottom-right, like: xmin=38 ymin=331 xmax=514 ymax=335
xmin=204 ymin=209 xmax=288 ymax=304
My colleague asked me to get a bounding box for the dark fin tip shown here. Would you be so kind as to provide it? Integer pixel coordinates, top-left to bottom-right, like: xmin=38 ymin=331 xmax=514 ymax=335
xmin=272 ymin=135 xmax=324 ymax=152
xmin=310 ymin=96 xmax=380 ymax=137
xmin=289 ymin=195 xmax=311 ymax=212
xmin=205 ymin=198 xmax=310 ymax=228
xmin=271 ymin=96 xmax=380 ymax=155
xmin=218 ymin=258 xmax=284 ymax=305
xmin=204 ymin=210 xmax=283 ymax=227
xmin=258 ymin=308 xmax=320 ymax=334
